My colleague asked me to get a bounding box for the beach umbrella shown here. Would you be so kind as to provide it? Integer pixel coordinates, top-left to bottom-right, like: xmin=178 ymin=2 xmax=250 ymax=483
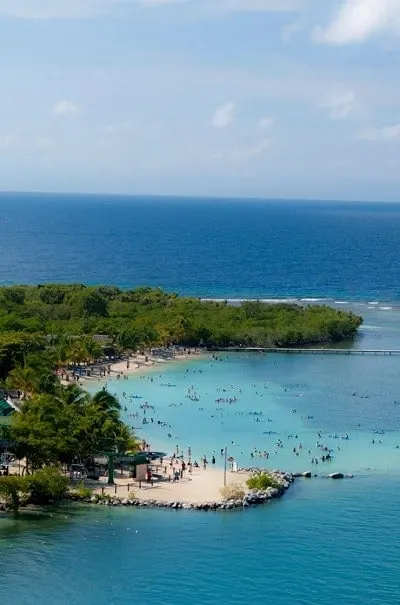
xmin=147 ymin=451 xmax=167 ymax=460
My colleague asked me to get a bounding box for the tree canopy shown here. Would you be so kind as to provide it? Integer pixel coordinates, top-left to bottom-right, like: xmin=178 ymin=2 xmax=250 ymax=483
xmin=7 ymin=381 xmax=137 ymax=472
xmin=0 ymin=285 xmax=362 ymax=380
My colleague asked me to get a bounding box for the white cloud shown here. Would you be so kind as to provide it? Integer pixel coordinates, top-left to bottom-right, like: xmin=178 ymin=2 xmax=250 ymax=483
xmin=216 ymin=0 xmax=307 ymax=12
xmin=231 ymin=138 xmax=271 ymax=162
xmin=0 ymin=0 xmax=106 ymax=19
xmin=0 ymin=0 xmax=176 ymax=19
xmin=314 ymin=0 xmax=400 ymax=45
xmin=258 ymin=117 xmax=275 ymax=130
xmin=141 ymin=0 xmax=187 ymax=6
xmin=212 ymin=102 xmax=236 ymax=128
xmin=0 ymin=0 xmax=308 ymax=19
xmin=213 ymin=138 xmax=271 ymax=163
xmin=323 ymin=91 xmax=358 ymax=119
xmin=53 ymin=100 xmax=79 ymax=116
xmin=282 ymin=19 xmax=304 ymax=42
xmin=358 ymin=123 xmax=400 ymax=141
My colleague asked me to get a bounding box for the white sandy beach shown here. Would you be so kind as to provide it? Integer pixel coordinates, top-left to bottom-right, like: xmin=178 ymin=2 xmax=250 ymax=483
xmin=63 ymin=348 xmax=207 ymax=387
xmin=94 ymin=465 xmax=250 ymax=504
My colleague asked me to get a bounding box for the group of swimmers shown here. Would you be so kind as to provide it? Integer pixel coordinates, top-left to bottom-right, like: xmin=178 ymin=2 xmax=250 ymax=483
xmin=110 ymin=354 xmax=400 ymax=473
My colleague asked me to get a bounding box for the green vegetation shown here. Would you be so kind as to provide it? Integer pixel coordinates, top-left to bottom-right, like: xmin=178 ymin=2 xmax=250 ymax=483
xmin=0 ymin=284 xmax=361 ymax=515
xmin=72 ymin=482 xmax=93 ymax=500
xmin=0 ymin=285 xmax=362 ymax=380
xmin=0 ymin=476 xmax=26 ymax=516
xmin=246 ymin=472 xmax=280 ymax=491
xmin=0 ymin=468 xmax=69 ymax=516
xmin=8 ymin=382 xmax=137 ymax=473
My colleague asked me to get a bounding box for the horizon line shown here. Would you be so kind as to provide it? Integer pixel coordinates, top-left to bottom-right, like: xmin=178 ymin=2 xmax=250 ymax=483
xmin=0 ymin=190 xmax=399 ymax=205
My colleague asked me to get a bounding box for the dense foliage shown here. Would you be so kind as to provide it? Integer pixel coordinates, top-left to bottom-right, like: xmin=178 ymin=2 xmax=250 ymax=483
xmin=0 ymin=285 xmax=362 ymax=379
xmin=6 ymin=377 xmax=137 ymax=472
xmin=0 ymin=468 xmax=69 ymax=516
xmin=246 ymin=472 xmax=280 ymax=491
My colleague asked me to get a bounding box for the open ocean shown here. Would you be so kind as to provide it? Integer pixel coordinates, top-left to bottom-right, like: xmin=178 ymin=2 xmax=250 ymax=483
xmin=1 ymin=193 xmax=400 ymax=605
xmin=1 ymin=192 xmax=400 ymax=301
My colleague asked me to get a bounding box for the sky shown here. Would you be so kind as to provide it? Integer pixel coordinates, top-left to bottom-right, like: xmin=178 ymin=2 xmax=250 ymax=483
xmin=1 ymin=0 xmax=400 ymax=201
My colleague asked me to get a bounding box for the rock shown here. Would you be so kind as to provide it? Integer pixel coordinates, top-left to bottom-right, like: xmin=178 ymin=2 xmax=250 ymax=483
xmin=90 ymin=496 xmax=99 ymax=503
xmin=328 ymin=472 xmax=344 ymax=479
xmin=302 ymin=471 xmax=312 ymax=478
xmin=121 ymin=498 xmax=129 ymax=506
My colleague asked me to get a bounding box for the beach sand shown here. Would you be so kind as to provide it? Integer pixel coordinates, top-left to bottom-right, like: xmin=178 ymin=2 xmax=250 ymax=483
xmin=94 ymin=465 xmax=250 ymax=504
xmin=63 ymin=348 xmax=206 ymax=387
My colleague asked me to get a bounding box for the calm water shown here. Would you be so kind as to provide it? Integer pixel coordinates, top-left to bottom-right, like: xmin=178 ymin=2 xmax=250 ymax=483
xmin=1 ymin=193 xmax=400 ymax=604
xmin=1 ymin=192 xmax=400 ymax=300
xmin=1 ymin=478 xmax=400 ymax=605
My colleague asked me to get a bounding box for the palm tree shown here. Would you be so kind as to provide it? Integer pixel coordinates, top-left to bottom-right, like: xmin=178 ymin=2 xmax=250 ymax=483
xmin=92 ymin=390 xmax=121 ymax=413
xmin=82 ymin=337 xmax=103 ymax=364
xmin=6 ymin=366 xmax=37 ymax=397
xmin=56 ymin=383 xmax=88 ymax=410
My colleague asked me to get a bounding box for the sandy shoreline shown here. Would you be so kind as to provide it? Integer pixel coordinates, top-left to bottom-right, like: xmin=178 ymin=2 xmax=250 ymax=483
xmin=63 ymin=348 xmax=208 ymax=387
xmin=94 ymin=465 xmax=250 ymax=504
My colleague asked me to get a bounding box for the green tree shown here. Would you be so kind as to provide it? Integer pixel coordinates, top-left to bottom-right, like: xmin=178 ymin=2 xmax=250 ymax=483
xmin=0 ymin=476 xmax=27 ymax=516
xmin=26 ymin=468 xmax=68 ymax=504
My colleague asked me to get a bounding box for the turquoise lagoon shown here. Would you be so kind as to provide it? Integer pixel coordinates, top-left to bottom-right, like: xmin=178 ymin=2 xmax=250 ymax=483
xmin=2 ymin=302 xmax=400 ymax=605
xmin=101 ymin=302 xmax=400 ymax=476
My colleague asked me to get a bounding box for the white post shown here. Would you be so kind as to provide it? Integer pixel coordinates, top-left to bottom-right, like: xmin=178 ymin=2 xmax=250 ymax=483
xmin=224 ymin=447 xmax=227 ymax=486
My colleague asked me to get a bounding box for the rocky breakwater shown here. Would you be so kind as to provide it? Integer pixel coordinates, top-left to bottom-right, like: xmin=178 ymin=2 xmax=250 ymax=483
xmin=292 ymin=471 xmax=354 ymax=479
xmin=71 ymin=470 xmax=294 ymax=512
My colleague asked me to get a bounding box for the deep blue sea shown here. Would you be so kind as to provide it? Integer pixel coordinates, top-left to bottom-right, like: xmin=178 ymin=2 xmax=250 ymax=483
xmin=1 ymin=193 xmax=400 ymax=605
xmin=1 ymin=192 xmax=400 ymax=300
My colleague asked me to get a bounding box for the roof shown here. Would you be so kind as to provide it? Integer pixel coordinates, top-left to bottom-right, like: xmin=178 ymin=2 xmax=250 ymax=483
xmin=0 ymin=399 xmax=13 ymax=417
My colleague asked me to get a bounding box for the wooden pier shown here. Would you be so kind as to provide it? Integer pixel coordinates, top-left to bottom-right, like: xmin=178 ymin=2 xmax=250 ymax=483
xmin=211 ymin=347 xmax=400 ymax=356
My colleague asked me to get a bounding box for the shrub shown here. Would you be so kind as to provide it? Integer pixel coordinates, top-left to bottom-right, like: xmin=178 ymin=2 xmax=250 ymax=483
xmin=246 ymin=472 xmax=279 ymax=491
xmin=220 ymin=482 xmax=245 ymax=501
xmin=27 ymin=468 xmax=69 ymax=504
xmin=73 ymin=482 xmax=92 ymax=500
xmin=0 ymin=476 xmax=28 ymax=516
xmin=128 ymin=492 xmax=137 ymax=500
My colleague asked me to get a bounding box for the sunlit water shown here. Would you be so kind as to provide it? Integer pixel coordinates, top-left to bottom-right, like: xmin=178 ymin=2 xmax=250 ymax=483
xmin=2 ymin=303 xmax=398 ymax=604
xmin=2 ymin=194 xmax=400 ymax=603
xmin=1 ymin=478 xmax=400 ymax=605
xmin=92 ymin=303 xmax=400 ymax=476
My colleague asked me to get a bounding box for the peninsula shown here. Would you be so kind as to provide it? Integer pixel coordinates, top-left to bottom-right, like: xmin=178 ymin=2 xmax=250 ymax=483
xmin=0 ymin=285 xmax=362 ymax=377
xmin=0 ymin=285 xmax=362 ymax=515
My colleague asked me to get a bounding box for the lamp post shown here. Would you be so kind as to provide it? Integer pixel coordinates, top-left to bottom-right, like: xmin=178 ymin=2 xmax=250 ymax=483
xmin=223 ymin=447 xmax=227 ymax=487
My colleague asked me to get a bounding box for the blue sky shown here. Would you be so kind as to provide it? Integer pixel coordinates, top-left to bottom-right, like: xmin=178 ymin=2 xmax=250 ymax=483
xmin=1 ymin=0 xmax=400 ymax=200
